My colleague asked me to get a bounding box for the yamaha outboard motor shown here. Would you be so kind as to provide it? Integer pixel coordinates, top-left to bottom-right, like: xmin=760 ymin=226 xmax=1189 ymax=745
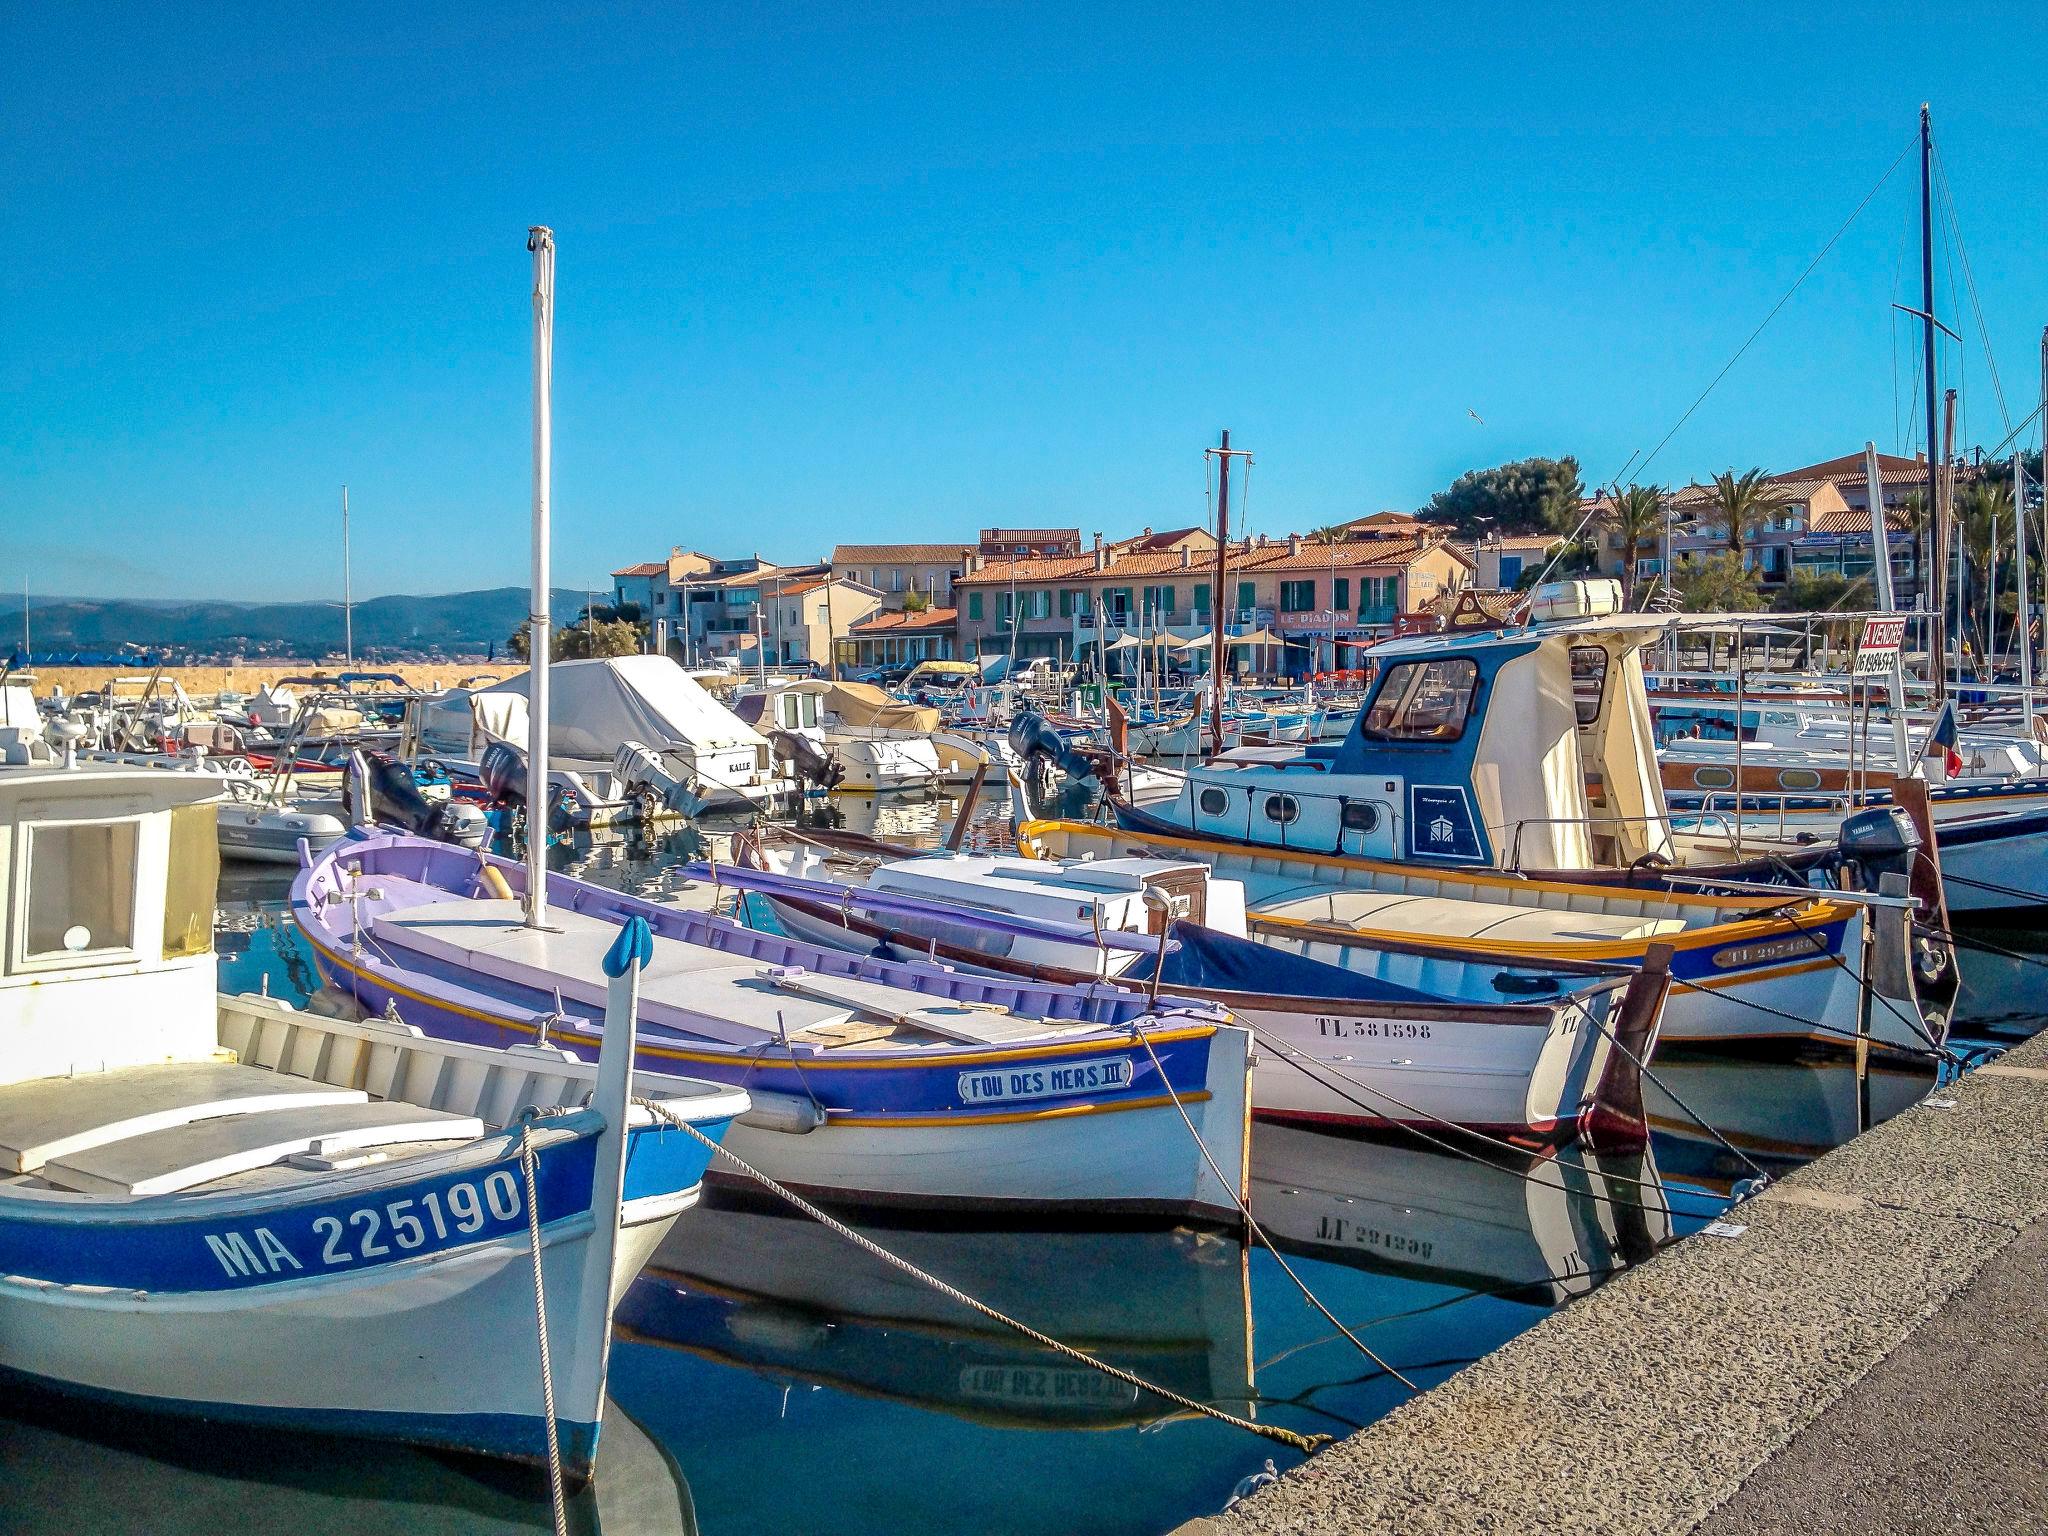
xmin=343 ymin=749 xmax=492 ymax=849
xmin=1008 ymin=711 xmax=1098 ymax=783
xmin=1836 ymin=805 xmax=1921 ymax=892
xmin=769 ymin=730 xmax=845 ymax=792
xmin=479 ymin=740 xmax=528 ymax=805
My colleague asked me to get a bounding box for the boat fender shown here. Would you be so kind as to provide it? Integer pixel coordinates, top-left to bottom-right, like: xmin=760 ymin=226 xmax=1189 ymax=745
xmin=479 ymin=864 xmax=516 ymax=902
xmin=1493 ymin=971 xmax=1562 ymax=995
xmin=736 ymin=1089 xmax=826 ymax=1135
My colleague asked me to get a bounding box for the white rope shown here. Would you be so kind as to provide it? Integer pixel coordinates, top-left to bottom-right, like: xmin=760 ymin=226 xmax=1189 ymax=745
xmin=1122 ymin=1018 xmax=1419 ymax=1391
xmin=519 ymin=1125 xmax=569 ymax=1536
xmin=631 ymin=1098 xmax=1331 ymax=1456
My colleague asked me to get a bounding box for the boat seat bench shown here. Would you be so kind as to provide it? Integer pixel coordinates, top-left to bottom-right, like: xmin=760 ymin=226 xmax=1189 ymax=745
xmin=0 ymin=1061 xmax=370 ymax=1176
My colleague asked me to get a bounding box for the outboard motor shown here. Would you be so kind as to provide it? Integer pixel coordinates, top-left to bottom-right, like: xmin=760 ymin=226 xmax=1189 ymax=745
xmin=769 ymin=729 xmax=845 ymax=792
xmin=479 ymin=740 xmax=528 ymax=805
xmin=613 ymin=741 xmax=708 ymax=818
xmin=1008 ymin=711 xmax=1098 ymax=784
xmin=1835 ymin=805 xmax=1921 ymax=892
xmin=343 ymin=749 xmax=494 ymax=849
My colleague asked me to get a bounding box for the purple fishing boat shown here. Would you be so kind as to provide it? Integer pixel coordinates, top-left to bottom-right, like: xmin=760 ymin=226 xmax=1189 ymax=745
xmin=292 ymin=832 xmax=1253 ymax=1225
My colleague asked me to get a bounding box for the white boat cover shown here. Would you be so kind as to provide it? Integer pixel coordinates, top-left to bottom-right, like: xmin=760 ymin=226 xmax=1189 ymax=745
xmin=470 ymin=656 xmax=770 ymax=761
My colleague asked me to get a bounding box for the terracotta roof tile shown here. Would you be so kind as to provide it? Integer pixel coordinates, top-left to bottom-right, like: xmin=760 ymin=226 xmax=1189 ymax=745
xmin=610 ymin=561 xmax=667 ymax=578
xmin=831 ymin=543 xmax=974 ymax=564
xmin=849 ymin=607 xmax=959 ymax=633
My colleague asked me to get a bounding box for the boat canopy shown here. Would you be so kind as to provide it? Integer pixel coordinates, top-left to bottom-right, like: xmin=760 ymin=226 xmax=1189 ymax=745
xmin=470 ymin=656 xmax=770 ymax=762
xmin=1325 ymin=615 xmax=1676 ymax=871
xmin=818 ymin=681 xmax=940 ymax=734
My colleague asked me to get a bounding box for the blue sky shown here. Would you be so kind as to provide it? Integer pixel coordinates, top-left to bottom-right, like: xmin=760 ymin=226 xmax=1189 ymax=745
xmin=4 ymin=2 xmax=2043 ymax=601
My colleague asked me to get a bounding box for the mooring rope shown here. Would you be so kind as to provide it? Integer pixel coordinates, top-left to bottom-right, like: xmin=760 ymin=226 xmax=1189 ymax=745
xmin=518 ymin=1125 xmax=569 ymax=1536
xmin=633 ymin=1099 xmax=1332 ymax=1455
xmin=1121 ymin=1018 xmax=1419 ymax=1391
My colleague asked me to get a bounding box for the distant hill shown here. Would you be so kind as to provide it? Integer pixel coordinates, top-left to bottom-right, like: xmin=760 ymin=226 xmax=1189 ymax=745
xmin=20 ymin=587 xmax=590 ymax=658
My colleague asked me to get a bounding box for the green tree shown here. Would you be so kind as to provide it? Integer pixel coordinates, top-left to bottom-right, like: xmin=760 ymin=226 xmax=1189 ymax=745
xmin=507 ymin=610 xmax=643 ymax=662
xmin=1674 ymin=551 xmax=1763 ymax=612
xmin=901 ymin=589 xmax=933 ymax=614
xmin=1777 ymin=570 xmax=1871 ymax=613
xmin=1705 ymin=468 xmax=1773 ymax=557
xmin=1599 ymin=484 xmax=1664 ymax=604
xmin=1956 ymin=478 xmax=2015 ymax=658
xmin=1424 ymin=456 xmax=1585 ymax=538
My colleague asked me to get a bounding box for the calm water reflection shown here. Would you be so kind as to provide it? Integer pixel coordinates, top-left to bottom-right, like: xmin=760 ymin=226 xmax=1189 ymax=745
xmin=31 ymin=793 xmax=2042 ymax=1536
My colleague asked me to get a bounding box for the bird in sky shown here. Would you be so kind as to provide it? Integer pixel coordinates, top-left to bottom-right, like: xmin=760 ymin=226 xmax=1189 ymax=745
xmin=1467 ymin=408 xmax=1485 ymax=426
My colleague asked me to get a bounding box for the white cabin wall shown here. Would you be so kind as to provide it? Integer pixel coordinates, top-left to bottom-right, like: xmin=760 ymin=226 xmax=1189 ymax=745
xmin=1472 ymin=649 xmax=1593 ymax=870
xmin=1589 ymin=645 xmax=1674 ymax=862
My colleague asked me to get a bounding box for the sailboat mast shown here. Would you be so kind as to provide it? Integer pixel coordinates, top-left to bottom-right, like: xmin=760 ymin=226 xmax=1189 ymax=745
xmin=2015 ymin=445 xmax=2033 ymax=736
xmin=342 ymin=485 xmax=353 ymax=668
xmin=525 ymin=226 xmax=556 ymax=932
xmin=1919 ymin=105 xmax=1946 ymax=701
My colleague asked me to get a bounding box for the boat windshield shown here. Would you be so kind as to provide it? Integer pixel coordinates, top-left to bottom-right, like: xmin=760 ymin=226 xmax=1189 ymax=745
xmin=1361 ymin=658 xmax=1480 ymax=742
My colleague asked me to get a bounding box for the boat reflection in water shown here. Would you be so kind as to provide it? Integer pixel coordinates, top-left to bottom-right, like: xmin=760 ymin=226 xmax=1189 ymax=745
xmin=618 ymin=1196 xmax=1254 ymax=1430
xmin=1251 ymin=1124 xmax=1674 ymax=1310
xmin=0 ymin=1392 xmax=696 ymax=1536
xmin=1643 ymin=1049 xmax=1937 ymax=1189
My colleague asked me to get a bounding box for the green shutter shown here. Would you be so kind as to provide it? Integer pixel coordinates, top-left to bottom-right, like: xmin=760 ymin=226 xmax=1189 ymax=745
xmin=1237 ymin=581 xmax=1256 ymax=610
xmin=1333 ymin=578 xmax=1349 ymax=610
xmin=1058 ymin=589 xmax=1072 ymax=618
xmin=1194 ymin=582 xmax=1210 ymax=613
xmin=967 ymin=592 xmax=983 ymax=621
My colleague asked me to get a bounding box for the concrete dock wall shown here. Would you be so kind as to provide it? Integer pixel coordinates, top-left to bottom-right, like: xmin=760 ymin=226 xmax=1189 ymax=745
xmin=23 ymin=663 xmax=523 ymax=700
xmin=1181 ymin=1029 xmax=2048 ymax=1535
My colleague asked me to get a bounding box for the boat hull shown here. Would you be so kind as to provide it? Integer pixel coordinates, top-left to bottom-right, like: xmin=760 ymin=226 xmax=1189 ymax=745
xmin=0 ymin=1118 xmax=713 ymax=1478
xmin=760 ymin=890 xmax=1626 ymax=1142
xmin=1067 ymin=810 xmax=1936 ymax=1055
xmin=295 ymin=839 xmax=1254 ymax=1225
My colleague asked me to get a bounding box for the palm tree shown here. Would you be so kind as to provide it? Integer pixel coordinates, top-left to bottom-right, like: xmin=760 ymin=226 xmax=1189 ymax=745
xmin=1957 ymin=479 xmax=2014 ymax=661
xmin=1707 ymin=468 xmax=1773 ymax=559
xmin=1600 ymin=484 xmax=1664 ymax=605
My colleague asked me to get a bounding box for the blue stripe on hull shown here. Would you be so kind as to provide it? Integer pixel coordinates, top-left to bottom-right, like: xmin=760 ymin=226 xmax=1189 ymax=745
xmin=0 ymin=1131 xmax=601 ymax=1293
xmin=309 ymin=947 xmax=1218 ymax=1119
xmin=0 ymin=1362 xmax=599 ymax=1477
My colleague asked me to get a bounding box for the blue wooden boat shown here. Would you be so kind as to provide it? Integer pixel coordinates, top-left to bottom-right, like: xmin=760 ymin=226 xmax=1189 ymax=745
xmin=0 ymin=761 xmax=745 ymax=1478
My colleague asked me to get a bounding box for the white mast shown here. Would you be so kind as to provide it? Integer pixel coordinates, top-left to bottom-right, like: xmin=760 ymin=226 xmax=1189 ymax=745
xmin=525 ymin=226 xmax=556 ymax=931
xmin=1863 ymin=441 xmax=1913 ymax=773
xmin=342 ymin=485 xmax=354 ymax=667
xmin=2015 ymin=448 xmax=2033 ymax=736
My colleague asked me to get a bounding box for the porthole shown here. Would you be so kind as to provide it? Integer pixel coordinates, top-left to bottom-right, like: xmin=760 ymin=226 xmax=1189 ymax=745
xmin=1264 ymin=794 xmax=1300 ymax=825
xmin=1341 ymin=802 xmax=1380 ymax=833
xmin=1692 ymin=766 xmax=1735 ymax=790
xmin=1778 ymin=769 xmax=1822 ymax=791
xmin=1198 ymin=787 xmax=1229 ymax=816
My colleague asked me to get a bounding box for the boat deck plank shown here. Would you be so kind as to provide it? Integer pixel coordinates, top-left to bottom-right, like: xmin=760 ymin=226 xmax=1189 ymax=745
xmin=42 ymin=1100 xmax=485 ymax=1196
xmin=0 ymin=1061 xmax=369 ymax=1175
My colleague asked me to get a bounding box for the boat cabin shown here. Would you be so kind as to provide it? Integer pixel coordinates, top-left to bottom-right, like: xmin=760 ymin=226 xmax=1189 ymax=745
xmin=1158 ymin=587 xmax=1678 ymax=872
xmin=0 ymin=765 xmax=223 ymax=1084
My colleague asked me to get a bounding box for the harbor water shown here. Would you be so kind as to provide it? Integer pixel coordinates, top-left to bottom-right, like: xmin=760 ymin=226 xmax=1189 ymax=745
xmin=31 ymin=785 xmax=2040 ymax=1536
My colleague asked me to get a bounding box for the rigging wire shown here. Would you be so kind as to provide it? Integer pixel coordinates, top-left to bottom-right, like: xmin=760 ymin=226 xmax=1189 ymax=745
xmin=1627 ymin=130 xmax=1918 ymax=488
xmin=1933 ymin=144 xmax=2012 ymax=439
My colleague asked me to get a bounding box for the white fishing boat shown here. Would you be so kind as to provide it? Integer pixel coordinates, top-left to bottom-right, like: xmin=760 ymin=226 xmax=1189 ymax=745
xmin=293 ymin=833 xmax=1254 ymax=1223
xmin=1087 ymin=581 xmax=1953 ymax=1053
xmin=0 ymin=757 xmax=744 ymax=1478
xmin=718 ymin=843 xmax=1673 ymax=1146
